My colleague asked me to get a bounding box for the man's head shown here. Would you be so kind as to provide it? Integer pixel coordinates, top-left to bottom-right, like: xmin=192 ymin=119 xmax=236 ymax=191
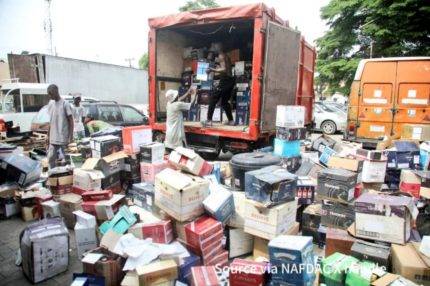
xmin=47 ymin=84 xmax=60 ymax=101
xmin=73 ymin=93 xmax=82 ymax=106
xmin=165 ymin=89 xmax=179 ymax=104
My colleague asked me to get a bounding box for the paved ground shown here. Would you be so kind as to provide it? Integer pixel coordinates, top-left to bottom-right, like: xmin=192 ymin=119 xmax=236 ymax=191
xmin=0 ymin=216 xmax=81 ymax=286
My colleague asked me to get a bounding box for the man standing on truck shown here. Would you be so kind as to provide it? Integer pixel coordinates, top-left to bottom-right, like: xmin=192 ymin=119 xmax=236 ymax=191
xmin=46 ymin=84 xmax=74 ymax=168
xmin=165 ymin=86 xmax=197 ymax=151
xmin=202 ymin=42 xmax=235 ymax=126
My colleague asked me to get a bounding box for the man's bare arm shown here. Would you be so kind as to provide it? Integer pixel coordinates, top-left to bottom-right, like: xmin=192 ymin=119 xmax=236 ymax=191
xmin=210 ymin=53 xmax=226 ymax=73
xmin=67 ymin=115 xmax=74 ymax=143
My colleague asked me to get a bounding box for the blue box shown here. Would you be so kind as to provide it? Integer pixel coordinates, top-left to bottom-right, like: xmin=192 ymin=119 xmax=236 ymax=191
xmin=203 ymin=184 xmax=235 ymax=223
xmin=72 ymin=274 xmax=105 ymax=286
xmin=274 ymin=139 xmax=301 ymax=158
xmin=235 ymin=108 xmax=249 ymax=126
xmin=385 ymin=141 xmax=420 ymax=170
xmin=318 ymin=145 xmax=336 ymax=165
xmin=245 ymin=165 xmax=297 ymax=207
xmin=178 ymin=254 xmax=201 ymax=283
xmin=99 ymin=206 xmax=137 ymax=235
xmin=268 ymin=235 xmax=315 ymax=285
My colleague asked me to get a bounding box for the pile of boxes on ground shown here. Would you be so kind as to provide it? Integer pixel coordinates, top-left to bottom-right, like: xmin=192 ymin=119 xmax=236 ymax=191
xmin=0 ymin=106 xmax=429 ymax=286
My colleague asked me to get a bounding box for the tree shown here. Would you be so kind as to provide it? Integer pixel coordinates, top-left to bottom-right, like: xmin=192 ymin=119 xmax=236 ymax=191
xmin=138 ymin=53 xmax=148 ymax=70
xmin=316 ymin=0 xmax=430 ymax=96
xmin=179 ymin=0 xmax=219 ymax=12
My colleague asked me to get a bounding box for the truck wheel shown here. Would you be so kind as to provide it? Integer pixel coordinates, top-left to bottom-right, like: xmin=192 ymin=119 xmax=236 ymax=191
xmin=321 ymin=120 xmax=336 ymax=135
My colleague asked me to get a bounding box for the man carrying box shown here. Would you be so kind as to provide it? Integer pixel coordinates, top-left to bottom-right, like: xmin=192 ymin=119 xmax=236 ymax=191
xmin=165 ymin=86 xmax=197 ymax=151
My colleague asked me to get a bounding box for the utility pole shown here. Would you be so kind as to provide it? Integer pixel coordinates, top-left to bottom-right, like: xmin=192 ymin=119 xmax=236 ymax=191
xmin=125 ymin=58 xmax=135 ymax=68
xmin=44 ymin=0 xmax=53 ymax=55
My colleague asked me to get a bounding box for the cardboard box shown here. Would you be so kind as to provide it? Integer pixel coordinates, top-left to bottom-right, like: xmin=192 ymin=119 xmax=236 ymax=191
xmin=72 ymin=274 xmax=105 ymax=286
xmin=58 ymin=193 xmax=83 ymax=228
xmin=129 ymin=182 xmax=157 ymax=212
xmin=204 ymin=249 xmax=228 ymax=267
xmin=229 ymin=259 xmax=267 ymax=286
xmin=46 ymin=167 xmax=73 ymax=196
xmin=41 ymin=200 xmax=60 ymax=218
xmin=345 ymin=261 xmax=377 ymax=286
xmin=122 ymin=125 xmax=152 ymax=154
xmin=355 ymin=193 xmax=415 ymax=244
xmin=281 ymin=155 xmax=302 ymax=173
xmin=268 ymin=235 xmax=315 ymax=284
xmin=203 ymin=184 xmax=234 ymax=223
xmin=99 ymin=205 xmax=137 ymax=235
xmin=20 ymin=217 xmax=69 ymax=283
xmin=317 ymin=168 xmax=357 ymax=203
xmin=320 ymin=253 xmax=358 ymax=286
xmin=178 ymin=254 xmax=201 ymax=283
xmin=253 ymin=222 xmax=299 ymax=260
xmin=226 ymin=228 xmax=254 ymax=259
xmin=81 ymin=194 xmax=125 ymax=221
xmin=391 ymin=243 xmax=430 ymax=286
xmin=90 ymin=135 xmax=122 ymax=158
xmin=2 ymin=154 xmax=41 ymax=187
xmin=244 ymin=199 xmax=298 ymax=240
xmin=136 ymin=259 xmax=178 ymax=286
xmin=420 ymin=141 xmax=430 ymax=170
xmin=227 ymin=191 xmax=246 ymax=228
xmin=400 ymin=169 xmax=421 ymax=198
xmin=327 ymin=156 xmax=363 ymax=172
xmin=351 ymin=240 xmax=391 ymax=269
xmin=402 ymin=124 xmax=430 ymax=141
xmin=73 ymin=210 xmax=97 ymax=257
xmin=0 ymin=197 xmax=19 ymax=218
xmin=140 ymin=161 xmax=169 ymax=184
xmin=319 ymin=145 xmax=337 ymax=165
xmin=155 ymin=168 xmax=209 ymax=221
xmin=325 ymin=228 xmax=356 ymax=257
xmin=191 ymin=266 xmax=219 ymax=286
xmin=82 ymin=151 xmax=127 ymax=177
xmin=73 ymin=168 xmax=104 ymax=192
xmin=168 ymin=147 xmax=205 ymax=176
xmin=296 ymin=176 xmax=316 ymax=205
xmin=276 ymin=105 xmax=305 ymax=128
xmin=185 ymin=216 xmax=223 ymax=250
xmin=82 ymin=190 xmax=113 ymax=201
xmin=82 ymin=247 xmax=124 ymax=286
xmin=140 ymin=142 xmax=165 ymax=164
xmin=128 ymin=220 xmax=173 ymax=243
xmin=362 ymin=160 xmax=387 ymax=183
xmin=21 ymin=205 xmax=40 ymax=221
xmin=273 ymin=138 xmax=301 ymax=158
xmin=245 ymin=165 xmax=297 ymax=207
xmin=276 ymin=126 xmax=307 ymax=141
xmin=356 ymin=149 xmax=386 ymax=161
xmin=385 ymin=141 xmax=420 ymax=170
xmin=321 ymin=201 xmax=355 ymax=230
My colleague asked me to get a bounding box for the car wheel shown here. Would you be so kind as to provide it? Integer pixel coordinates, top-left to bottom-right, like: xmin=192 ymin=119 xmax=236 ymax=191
xmin=321 ymin=120 xmax=336 ymax=135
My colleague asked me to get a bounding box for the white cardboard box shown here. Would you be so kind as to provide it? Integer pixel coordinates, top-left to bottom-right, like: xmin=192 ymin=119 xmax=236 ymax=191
xmin=155 ymin=168 xmax=209 ymax=221
xmin=361 ymin=160 xmax=387 ymax=183
xmin=168 ymin=147 xmax=205 ymax=176
xmin=228 ymin=228 xmax=254 ymax=258
xmin=41 ymin=200 xmax=60 ymax=218
xmin=73 ymin=168 xmax=104 ymax=191
xmin=276 ymin=105 xmax=305 ymax=128
xmin=244 ymin=199 xmax=298 ymax=240
xmin=227 ymin=191 xmax=246 ymax=228
xmin=73 ymin=211 xmax=97 ymax=257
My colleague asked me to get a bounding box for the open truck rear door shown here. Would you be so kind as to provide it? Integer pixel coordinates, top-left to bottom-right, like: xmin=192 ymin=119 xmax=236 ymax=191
xmin=260 ymin=21 xmax=300 ymax=132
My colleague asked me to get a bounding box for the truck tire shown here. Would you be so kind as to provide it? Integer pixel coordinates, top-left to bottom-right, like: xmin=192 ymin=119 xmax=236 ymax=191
xmin=321 ymin=120 xmax=337 ymax=135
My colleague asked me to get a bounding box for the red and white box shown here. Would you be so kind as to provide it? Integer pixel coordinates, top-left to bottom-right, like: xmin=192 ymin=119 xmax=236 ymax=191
xmin=199 ymin=161 xmax=213 ymax=177
xmin=128 ymin=220 xmax=174 ymax=243
xmin=229 ymin=259 xmax=267 ymax=286
xmin=71 ymin=186 xmax=87 ymax=196
xmin=204 ymin=249 xmax=228 ymax=267
xmin=169 ymin=147 xmax=206 ymax=176
xmin=82 ymin=190 xmax=113 ymax=201
xmin=185 ymin=216 xmax=223 ymax=250
xmin=122 ymin=125 xmax=152 ymax=154
xmin=191 ymin=266 xmax=219 ymax=286
xmin=140 ymin=160 xmax=169 ymax=183
xmin=400 ymin=169 xmax=421 ymax=198
xmin=81 ymin=194 xmax=125 ymax=220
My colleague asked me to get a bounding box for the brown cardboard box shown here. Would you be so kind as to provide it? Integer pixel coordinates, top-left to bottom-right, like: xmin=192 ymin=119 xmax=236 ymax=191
xmin=252 ymin=222 xmax=299 ymax=260
xmin=325 ymin=228 xmax=356 ymax=257
xmin=58 ymin=193 xmax=83 ymax=228
xmin=136 ymin=259 xmax=178 ymax=285
xmin=21 ymin=205 xmax=40 ymax=221
xmin=402 ymin=124 xmax=430 ymax=141
xmin=83 ymin=247 xmax=125 ymax=286
xmin=391 ymin=243 xmax=430 ymax=286
xmin=327 ymin=156 xmax=363 ymax=172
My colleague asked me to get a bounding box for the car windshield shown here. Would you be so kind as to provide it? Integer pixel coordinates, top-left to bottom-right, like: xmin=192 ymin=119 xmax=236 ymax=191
xmin=317 ymin=103 xmax=337 ymax=113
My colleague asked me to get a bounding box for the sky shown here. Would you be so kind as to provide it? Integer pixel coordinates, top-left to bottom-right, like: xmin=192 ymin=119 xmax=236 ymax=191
xmin=0 ymin=0 xmax=329 ymax=67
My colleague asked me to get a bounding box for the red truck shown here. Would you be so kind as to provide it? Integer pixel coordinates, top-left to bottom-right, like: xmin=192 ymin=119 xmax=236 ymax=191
xmin=148 ymin=3 xmax=315 ymax=156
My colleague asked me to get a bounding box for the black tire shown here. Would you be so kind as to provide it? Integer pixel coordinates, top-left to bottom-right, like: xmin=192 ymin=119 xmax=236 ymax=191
xmin=199 ymin=150 xmax=220 ymax=161
xmin=321 ymin=120 xmax=337 ymax=135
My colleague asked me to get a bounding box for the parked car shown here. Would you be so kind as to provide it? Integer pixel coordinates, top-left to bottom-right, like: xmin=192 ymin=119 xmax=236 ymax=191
xmin=321 ymin=101 xmax=347 ymax=113
xmin=314 ymin=103 xmax=347 ymax=134
xmin=30 ymin=101 xmax=148 ymax=132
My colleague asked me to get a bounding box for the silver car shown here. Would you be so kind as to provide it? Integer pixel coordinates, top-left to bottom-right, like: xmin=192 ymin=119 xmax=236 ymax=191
xmin=314 ymin=102 xmax=347 ymax=134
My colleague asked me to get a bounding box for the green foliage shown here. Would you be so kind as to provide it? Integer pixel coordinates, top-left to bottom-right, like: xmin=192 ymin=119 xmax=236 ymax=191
xmin=138 ymin=53 xmax=148 ymax=70
xmin=316 ymin=0 xmax=430 ymax=95
xmin=179 ymin=0 xmax=219 ymax=12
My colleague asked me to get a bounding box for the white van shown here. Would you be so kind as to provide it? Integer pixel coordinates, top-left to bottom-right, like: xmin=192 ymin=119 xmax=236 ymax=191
xmin=0 ymin=82 xmax=50 ymax=132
